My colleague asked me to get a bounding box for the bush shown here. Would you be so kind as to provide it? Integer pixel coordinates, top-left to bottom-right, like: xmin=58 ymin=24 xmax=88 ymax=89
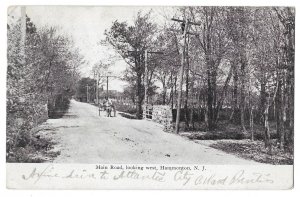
xmin=48 ymin=95 xmax=71 ymax=118
xmin=7 ymin=17 xmax=78 ymax=162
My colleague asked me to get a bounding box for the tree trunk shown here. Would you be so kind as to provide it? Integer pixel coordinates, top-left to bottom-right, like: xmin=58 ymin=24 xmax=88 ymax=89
xmin=260 ymin=81 xmax=266 ymax=125
xmin=190 ymin=105 xmax=195 ymax=130
xmin=190 ymin=72 xmax=195 ymax=130
xmin=184 ymin=42 xmax=190 ymax=130
xmin=212 ymin=69 xmax=217 ymax=121
xmin=215 ymin=64 xmax=233 ymax=123
xmin=264 ymin=95 xmax=272 ymax=153
xmin=240 ymin=58 xmax=247 ymax=133
xmin=206 ymin=61 xmax=215 ymax=131
xmin=136 ymin=68 xmax=143 ymax=119
xmin=230 ymin=63 xmax=239 ymax=123
xmin=198 ymin=90 xmax=203 ymax=125
xmin=184 ymin=73 xmax=189 ymax=130
xmin=207 ymin=74 xmax=214 ymax=130
xmin=162 ymin=78 xmax=167 ymax=105
xmin=170 ymin=73 xmax=174 ymax=109
xmin=286 ymin=69 xmax=294 ymax=145
xmin=276 ymin=78 xmax=285 ymax=150
xmin=250 ymin=106 xmax=254 ymax=141
xmin=174 ymin=75 xmax=177 ymax=108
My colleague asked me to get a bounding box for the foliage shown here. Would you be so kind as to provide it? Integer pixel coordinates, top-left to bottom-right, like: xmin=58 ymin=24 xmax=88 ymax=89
xmin=105 ymin=7 xmax=294 ymax=154
xmin=209 ymin=140 xmax=293 ymax=165
xmin=152 ymin=7 xmax=294 ymax=153
xmin=105 ymin=11 xmax=158 ymax=119
xmin=75 ymin=77 xmax=97 ymax=102
xmin=7 ymin=15 xmax=81 ymax=162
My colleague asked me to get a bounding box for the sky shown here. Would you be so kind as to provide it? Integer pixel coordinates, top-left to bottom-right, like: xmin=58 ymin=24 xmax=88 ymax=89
xmin=12 ymin=6 xmax=176 ymax=92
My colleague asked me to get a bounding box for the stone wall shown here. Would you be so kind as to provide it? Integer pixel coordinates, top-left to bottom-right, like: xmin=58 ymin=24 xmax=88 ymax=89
xmin=143 ymin=104 xmax=173 ymax=132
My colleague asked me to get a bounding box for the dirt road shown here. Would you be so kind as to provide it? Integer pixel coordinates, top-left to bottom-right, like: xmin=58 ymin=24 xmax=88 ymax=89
xmin=41 ymin=100 xmax=259 ymax=164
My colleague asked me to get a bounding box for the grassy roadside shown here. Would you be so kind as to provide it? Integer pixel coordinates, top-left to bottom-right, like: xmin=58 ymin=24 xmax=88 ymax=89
xmin=6 ymin=124 xmax=60 ymax=163
xmin=207 ymin=139 xmax=293 ymax=165
xmin=181 ymin=134 xmax=293 ymax=165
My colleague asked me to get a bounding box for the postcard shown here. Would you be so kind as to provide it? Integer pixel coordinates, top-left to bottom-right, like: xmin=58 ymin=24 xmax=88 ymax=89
xmin=6 ymin=5 xmax=294 ymax=189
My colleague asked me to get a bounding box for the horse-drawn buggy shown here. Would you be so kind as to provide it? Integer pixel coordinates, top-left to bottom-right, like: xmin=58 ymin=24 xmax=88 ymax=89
xmin=98 ymin=99 xmax=116 ymax=117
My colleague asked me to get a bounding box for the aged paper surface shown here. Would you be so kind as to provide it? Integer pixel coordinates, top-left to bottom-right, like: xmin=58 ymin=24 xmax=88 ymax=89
xmin=6 ymin=164 xmax=293 ymax=189
xmin=6 ymin=5 xmax=294 ymax=189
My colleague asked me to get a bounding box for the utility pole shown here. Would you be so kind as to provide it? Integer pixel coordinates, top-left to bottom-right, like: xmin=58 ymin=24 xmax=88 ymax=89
xmin=96 ymin=73 xmax=99 ymax=104
xmin=175 ymin=18 xmax=188 ymax=134
xmin=106 ymin=76 xmax=109 ymax=99
xmin=86 ymin=85 xmax=89 ymax=103
xmin=144 ymin=50 xmax=148 ymax=105
xmin=97 ymin=75 xmax=119 ymax=100
xmin=171 ymin=18 xmax=201 ymax=134
xmin=128 ymin=50 xmax=163 ymax=118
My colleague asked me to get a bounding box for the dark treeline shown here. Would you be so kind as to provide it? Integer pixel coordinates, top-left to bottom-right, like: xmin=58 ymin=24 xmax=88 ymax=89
xmin=105 ymin=7 xmax=294 ymax=151
xmin=7 ymin=15 xmax=82 ymax=161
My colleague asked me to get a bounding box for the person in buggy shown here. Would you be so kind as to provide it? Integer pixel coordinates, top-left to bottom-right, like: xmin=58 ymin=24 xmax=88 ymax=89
xmin=105 ymin=99 xmax=116 ymax=117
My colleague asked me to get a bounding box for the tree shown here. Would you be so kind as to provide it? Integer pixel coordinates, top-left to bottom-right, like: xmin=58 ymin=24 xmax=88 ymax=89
xmin=105 ymin=11 xmax=157 ymax=119
xmin=226 ymin=7 xmax=253 ymax=133
xmin=187 ymin=7 xmax=230 ymax=130
xmin=272 ymin=7 xmax=295 ymax=149
xmin=7 ymin=15 xmax=81 ymax=161
xmin=75 ymin=78 xmax=97 ymax=102
xmin=152 ymin=29 xmax=179 ymax=105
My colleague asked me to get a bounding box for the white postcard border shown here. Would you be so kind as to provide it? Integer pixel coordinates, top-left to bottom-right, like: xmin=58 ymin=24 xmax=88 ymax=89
xmin=6 ymin=163 xmax=293 ymax=189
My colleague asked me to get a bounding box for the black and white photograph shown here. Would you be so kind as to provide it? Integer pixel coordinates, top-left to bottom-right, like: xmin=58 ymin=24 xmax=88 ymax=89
xmin=5 ymin=4 xmax=295 ymax=189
